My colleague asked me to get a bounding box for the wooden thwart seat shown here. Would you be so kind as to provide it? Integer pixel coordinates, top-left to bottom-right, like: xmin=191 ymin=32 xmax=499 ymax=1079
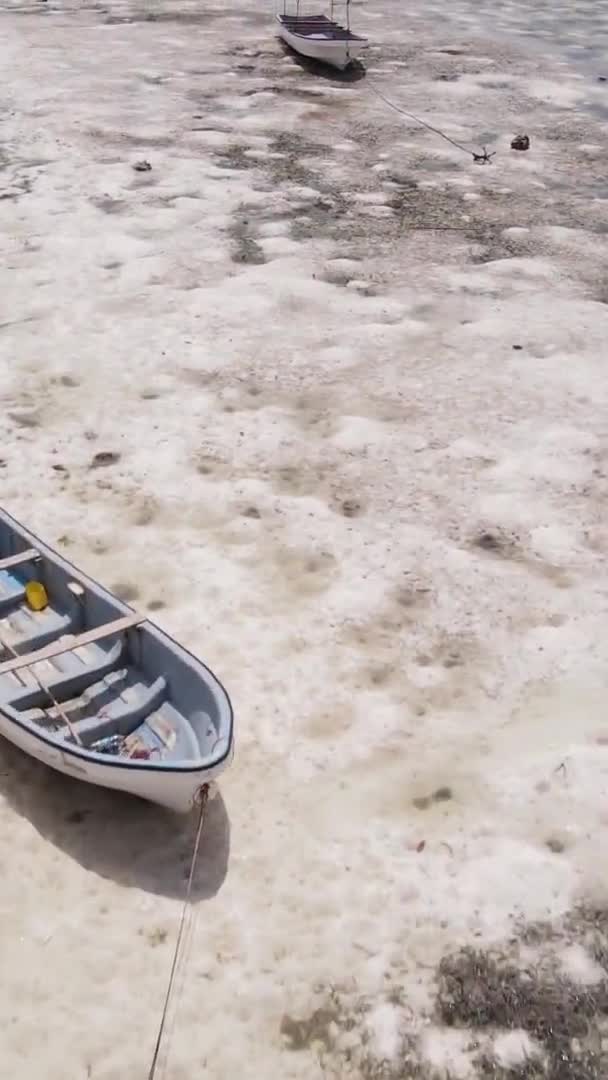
xmin=0 ymin=549 xmax=40 ymax=571
xmin=0 ymin=614 xmax=146 ymax=675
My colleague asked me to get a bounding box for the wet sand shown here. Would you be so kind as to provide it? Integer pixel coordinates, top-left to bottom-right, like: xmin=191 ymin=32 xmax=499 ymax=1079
xmin=1 ymin=1 xmax=608 ymax=1076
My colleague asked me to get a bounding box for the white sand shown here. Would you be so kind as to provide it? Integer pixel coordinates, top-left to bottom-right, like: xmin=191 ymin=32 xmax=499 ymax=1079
xmin=1 ymin=1 xmax=608 ymax=1077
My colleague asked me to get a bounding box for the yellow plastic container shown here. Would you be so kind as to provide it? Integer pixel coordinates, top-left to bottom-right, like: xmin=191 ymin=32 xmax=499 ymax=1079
xmin=25 ymin=580 xmax=48 ymax=612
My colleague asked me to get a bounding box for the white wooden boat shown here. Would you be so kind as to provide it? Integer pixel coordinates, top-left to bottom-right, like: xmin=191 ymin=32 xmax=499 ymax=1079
xmin=0 ymin=507 xmax=234 ymax=814
xmin=276 ymin=9 xmax=368 ymax=70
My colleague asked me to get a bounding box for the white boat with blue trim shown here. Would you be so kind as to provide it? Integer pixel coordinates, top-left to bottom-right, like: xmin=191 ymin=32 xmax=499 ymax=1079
xmin=276 ymin=1 xmax=368 ymax=70
xmin=0 ymin=507 xmax=234 ymax=813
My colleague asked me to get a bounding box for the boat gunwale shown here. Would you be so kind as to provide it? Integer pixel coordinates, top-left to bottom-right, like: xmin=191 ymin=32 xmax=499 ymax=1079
xmin=276 ymin=14 xmax=366 ymax=42
xmin=0 ymin=506 xmax=235 ymax=776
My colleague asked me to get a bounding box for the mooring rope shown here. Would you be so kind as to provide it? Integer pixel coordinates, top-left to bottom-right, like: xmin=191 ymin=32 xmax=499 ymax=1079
xmin=147 ymin=784 xmax=209 ymax=1080
xmin=367 ymin=79 xmax=495 ymax=164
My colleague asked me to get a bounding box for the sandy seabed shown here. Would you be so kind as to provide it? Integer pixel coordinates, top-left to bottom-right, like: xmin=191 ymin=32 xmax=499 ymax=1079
xmin=1 ymin=0 xmax=608 ymax=1077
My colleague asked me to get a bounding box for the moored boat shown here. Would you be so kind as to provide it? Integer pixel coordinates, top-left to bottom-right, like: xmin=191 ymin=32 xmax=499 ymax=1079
xmin=276 ymin=3 xmax=368 ymax=70
xmin=0 ymin=507 xmax=234 ymax=813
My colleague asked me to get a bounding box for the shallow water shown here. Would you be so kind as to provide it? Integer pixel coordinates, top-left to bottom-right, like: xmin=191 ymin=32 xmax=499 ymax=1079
xmin=423 ymin=0 xmax=608 ymax=60
xmin=408 ymin=0 xmax=608 ymax=119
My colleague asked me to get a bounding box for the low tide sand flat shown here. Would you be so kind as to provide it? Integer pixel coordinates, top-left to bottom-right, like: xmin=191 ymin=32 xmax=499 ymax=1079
xmin=1 ymin=0 xmax=608 ymax=1076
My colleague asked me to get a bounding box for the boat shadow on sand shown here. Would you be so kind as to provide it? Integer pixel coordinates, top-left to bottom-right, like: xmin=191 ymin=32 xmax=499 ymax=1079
xmin=0 ymin=740 xmax=230 ymax=900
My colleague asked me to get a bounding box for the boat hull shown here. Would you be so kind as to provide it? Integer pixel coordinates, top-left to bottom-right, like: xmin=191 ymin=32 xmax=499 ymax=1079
xmin=0 ymin=705 xmax=232 ymax=812
xmin=276 ymin=18 xmax=367 ymax=70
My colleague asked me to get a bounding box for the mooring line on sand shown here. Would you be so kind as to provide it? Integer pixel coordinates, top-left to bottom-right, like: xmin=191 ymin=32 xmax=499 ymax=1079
xmin=367 ymin=78 xmax=495 ymax=164
xmin=147 ymin=784 xmax=209 ymax=1080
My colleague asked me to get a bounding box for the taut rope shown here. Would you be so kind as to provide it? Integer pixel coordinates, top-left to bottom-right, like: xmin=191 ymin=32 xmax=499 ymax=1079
xmin=147 ymin=785 xmax=210 ymax=1080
